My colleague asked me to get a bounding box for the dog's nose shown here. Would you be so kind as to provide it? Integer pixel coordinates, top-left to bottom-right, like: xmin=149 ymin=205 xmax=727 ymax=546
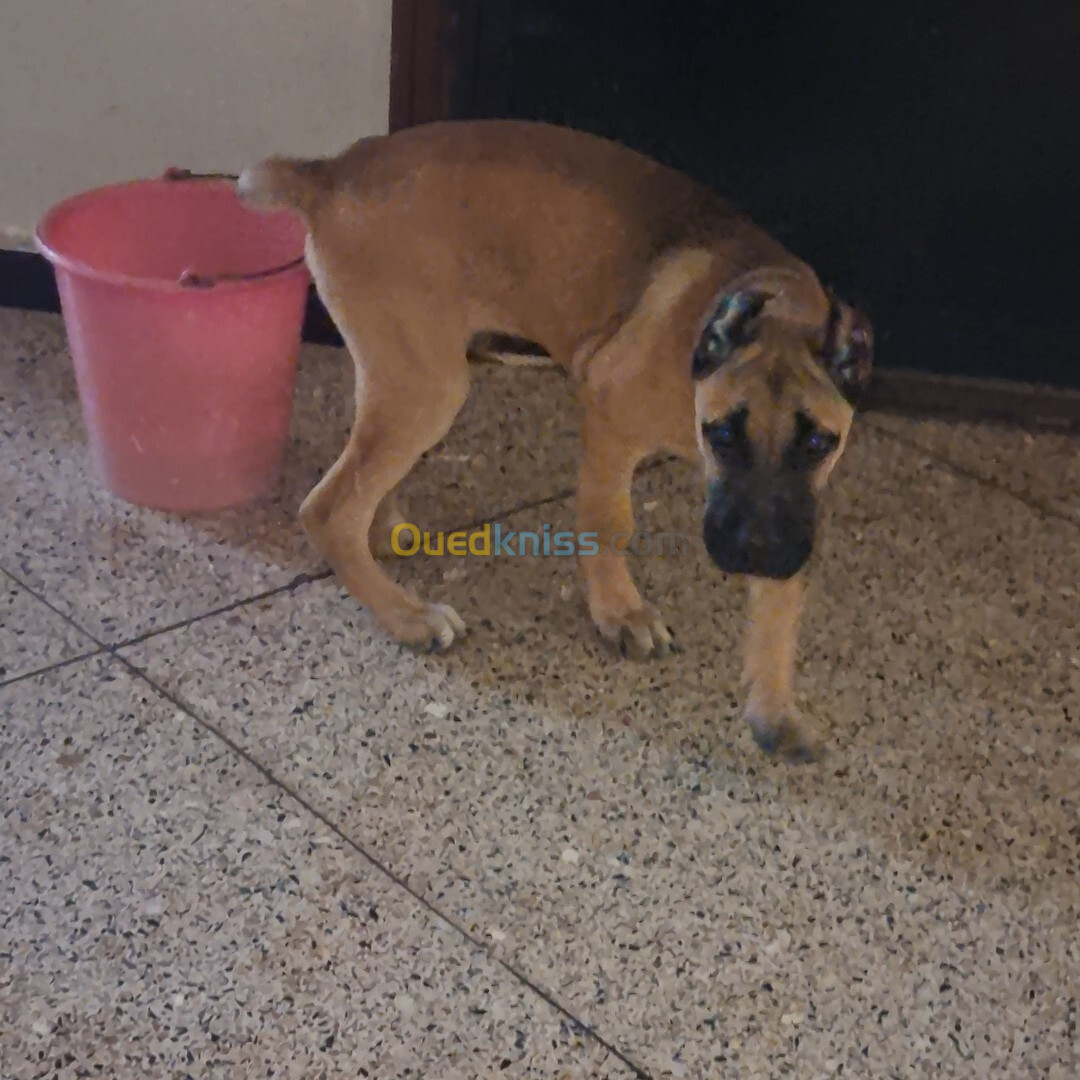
xmin=735 ymin=520 xmax=769 ymax=554
xmin=705 ymin=508 xmax=812 ymax=580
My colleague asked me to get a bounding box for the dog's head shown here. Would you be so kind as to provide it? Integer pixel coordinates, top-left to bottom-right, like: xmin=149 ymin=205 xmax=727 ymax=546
xmin=691 ymin=274 xmax=873 ymax=579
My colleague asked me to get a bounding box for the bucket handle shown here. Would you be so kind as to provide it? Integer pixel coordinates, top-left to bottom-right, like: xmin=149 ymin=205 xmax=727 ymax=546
xmin=162 ymin=166 xmax=307 ymax=288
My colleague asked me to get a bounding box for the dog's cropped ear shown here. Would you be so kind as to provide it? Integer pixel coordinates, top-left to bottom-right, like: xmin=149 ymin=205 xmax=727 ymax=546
xmin=692 ymin=291 xmax=769 ymax=379
xmin=818 ymin=296 xmax=874 ymax=403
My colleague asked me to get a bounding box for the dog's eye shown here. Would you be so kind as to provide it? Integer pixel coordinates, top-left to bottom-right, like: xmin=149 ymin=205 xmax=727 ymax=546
xmin=805 ymin=429 xmax=839 ymax=460
xmin=704 ymin=421 xmax=738 ymax=449
xmin=702 ymin=407 xmax=749 ymax=456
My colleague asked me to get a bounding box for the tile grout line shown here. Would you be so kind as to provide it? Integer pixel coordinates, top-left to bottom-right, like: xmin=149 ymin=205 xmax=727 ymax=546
xmin=452 ymin=454 xmax=673 ymax=533
xmin=112 ymin=570 xmax=332 ymax=651
xmin=0 ymin=648 xmax=110 ymax=691
xmin=0 ymin=485 xmax=582 ymax=683
xmin=864 ymin=418 xmax=1078 ymax=528
xmin=104 ymin=479 xmax=603 ymax=650
xmin=113 ymin=651 xmax=654 ymax=1080
xmin=454 ymin=487 xmax=576 ymax=533
xmin=1 ymin=564 xmax=104 ymax=645
xmin=1 ymin=564 xmax=112 ymax=688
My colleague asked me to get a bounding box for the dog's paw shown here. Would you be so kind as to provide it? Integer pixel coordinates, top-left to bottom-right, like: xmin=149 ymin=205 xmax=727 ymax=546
xmin=593 ymin=601 xmax=676 ymax=661
xmin=389 ymin=602 xmax=467 ymax=653
xmin=745 ymin=711 xmax=823 ymax=764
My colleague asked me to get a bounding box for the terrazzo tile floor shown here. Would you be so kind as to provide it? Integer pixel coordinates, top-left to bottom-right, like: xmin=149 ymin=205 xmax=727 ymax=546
xmin=1 ymin=307 xmax=1078 ymax=1078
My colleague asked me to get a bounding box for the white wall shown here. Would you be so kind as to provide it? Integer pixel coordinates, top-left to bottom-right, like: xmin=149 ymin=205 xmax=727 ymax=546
xmin=1 ymin=0 xmax=391 ymax=244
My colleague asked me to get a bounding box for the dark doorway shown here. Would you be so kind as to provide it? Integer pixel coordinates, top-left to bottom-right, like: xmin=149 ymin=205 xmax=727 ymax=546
xmin=393 ymin=0 xmax=1080 ymax=394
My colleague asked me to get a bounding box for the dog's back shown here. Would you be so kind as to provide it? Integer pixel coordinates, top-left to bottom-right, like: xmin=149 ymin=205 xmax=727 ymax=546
xmin=242 ymin=120 xmax=721 ymax=239
xmin=239 ymin=120 xmax=798 ymax=358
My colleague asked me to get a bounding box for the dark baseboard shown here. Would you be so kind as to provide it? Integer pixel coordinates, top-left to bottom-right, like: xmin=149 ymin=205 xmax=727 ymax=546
xmin=862 ymin=368 xmax=1080 ymax=432
xmin=1 ymin=246 xmax=59 ymax=314
xmin=3 ymin=246 xmax=1078 ymax=431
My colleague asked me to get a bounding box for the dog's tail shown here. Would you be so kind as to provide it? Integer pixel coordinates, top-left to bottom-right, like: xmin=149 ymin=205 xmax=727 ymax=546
xmin=236 ymin=156 xmax=332 ymax=218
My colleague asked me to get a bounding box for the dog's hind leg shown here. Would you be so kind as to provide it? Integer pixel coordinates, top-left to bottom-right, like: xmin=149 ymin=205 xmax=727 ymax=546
xmin=299 ymin=318 xmax=472 ymax=651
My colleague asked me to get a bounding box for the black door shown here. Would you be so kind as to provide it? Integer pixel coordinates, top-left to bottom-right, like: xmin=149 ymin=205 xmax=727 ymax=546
xmin=449 ymin=1 xmax=1080 ymax=388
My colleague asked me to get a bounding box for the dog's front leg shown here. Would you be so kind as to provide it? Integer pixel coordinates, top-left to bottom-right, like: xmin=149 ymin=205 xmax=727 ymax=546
xmin=742 ymin=575 xmax=820 ymax=762
xmin=576 ymin=412 xmax=675 ymax=660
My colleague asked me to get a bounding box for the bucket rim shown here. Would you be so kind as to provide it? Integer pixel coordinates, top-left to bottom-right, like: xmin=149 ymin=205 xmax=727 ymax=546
xmin=35 ymin=176 xmax=310 ymax=294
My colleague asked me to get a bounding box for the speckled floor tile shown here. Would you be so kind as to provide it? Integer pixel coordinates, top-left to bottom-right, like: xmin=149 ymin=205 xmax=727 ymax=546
xmin=0 ymin=572 xmax=99 ymax=684
xmin=868 ymin=412 xmax=1080 ymax=521
xmin=123 ymin=421 xmax=1080 ymax=1077
xmin=0 ymin=308 xmax=578 ymax=643
xmin=0 ymin=657 xmax=637 ymax=1079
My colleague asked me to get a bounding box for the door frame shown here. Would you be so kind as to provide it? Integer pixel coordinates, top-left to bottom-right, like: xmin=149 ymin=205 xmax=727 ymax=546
xmin=389 ymin=0 xmax=475 ymax=132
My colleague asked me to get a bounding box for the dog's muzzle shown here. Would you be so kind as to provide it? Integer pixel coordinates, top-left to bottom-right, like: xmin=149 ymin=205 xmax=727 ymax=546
xmin=703 ymin=480 xmax=816 ymax=579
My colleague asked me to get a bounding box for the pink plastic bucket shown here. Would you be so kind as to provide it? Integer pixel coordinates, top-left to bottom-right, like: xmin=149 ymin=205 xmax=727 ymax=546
xmin=36 ymin=170 xmax=310 ymax=512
